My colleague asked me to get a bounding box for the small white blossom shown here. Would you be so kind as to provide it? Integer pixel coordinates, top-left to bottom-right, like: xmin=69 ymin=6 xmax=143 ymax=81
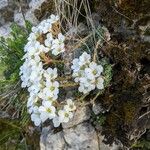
xmin=71 ymin=52 xmax=104 ymax=94
xmin=39 ymin=101 xmax=56 ymax=122
xmin=31 ymin=106 xmax=42 ymax=126
xmin=58 ymin=109 xmax=73 ymax=123
xmin=52 ymin=116 xmax=61 ymax=127
xmin=43 ymin=68 xmax=58 ymax=80
xmin=51 ymin=33 xmax=65 ymax=56
xmin=43 ymin=80 xmax=59 ymax=98
xmin=44 ymin=33 xmax=53 ymax=47
xmin=20 ymin=14 xmax=74 ymax=127
xmin=50 ymin=14 xmax=59 ymax=23
xmin=64 ymin=99 xmax=76 ymax=111
xmin=96 ymin=77 xmax=104 ymax=90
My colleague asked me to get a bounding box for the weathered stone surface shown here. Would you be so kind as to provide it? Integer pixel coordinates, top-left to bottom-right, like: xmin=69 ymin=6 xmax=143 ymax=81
xmin=63 ymin=122 xmax=99 ymax=150
xmin=14 ymin=11 xmax=25 ymax=26
xmin=40 ymin=124 xmax=122 ymax=150
xmin=62 ymin=106 xmax=91 ymax=129
xmin=40 ymin=127 xmax=65 ymax=150
xmin=25 ymin=10 xmax=39 ymax=25
xmin=29 ymin=0 xmax=46 ymax=10
xmin=0 ymin=0 xmax=8 ymax=9
xmin=0 ymin=23 xmax=11 ymax=37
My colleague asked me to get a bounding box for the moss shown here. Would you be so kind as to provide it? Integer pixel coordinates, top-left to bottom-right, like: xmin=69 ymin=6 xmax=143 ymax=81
xmin=123 ymin=101 xmax=138 ymax=125
xmin=110 ymin=0 xmax=150 ymax=19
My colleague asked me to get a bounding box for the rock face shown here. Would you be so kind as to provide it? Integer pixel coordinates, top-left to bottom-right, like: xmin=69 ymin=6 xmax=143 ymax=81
xmin=62 ymin=106 xmax=91 ymax=129
xmin=0 ymin=0 xmax=55 ymax=36
xmin=63 ymin=123 xmax=99 ymax=150
xmin=40 ymin=105 xmax=122 ymax=150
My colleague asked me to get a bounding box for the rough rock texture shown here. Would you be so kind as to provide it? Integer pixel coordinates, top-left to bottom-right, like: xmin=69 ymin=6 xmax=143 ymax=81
xmin=40 ymin=104 xmax=123 ymax=150
xmin=0 ymin=23 xmax=11 ymax=37
xmin=63 ymin=123 xmax=99 ymax=150
xmin=62 ymin=106 xmax=91 ymax=129
xmin=0 ymin=0 xmax=55 ymax=35
xmin=0 ymin=0 xmax=8 ymax=9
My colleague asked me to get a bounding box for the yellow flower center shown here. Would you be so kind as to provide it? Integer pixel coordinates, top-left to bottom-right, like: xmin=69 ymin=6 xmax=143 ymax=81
xmin=50 ymin=86 xmax=55 ymax=91
xmin=93 ymin=70 xmax=97 ymax=75
xmin=65 ymin=113 xmax=69 ymax=117
xmin=46 ymin=108 xmax=52 ymax=113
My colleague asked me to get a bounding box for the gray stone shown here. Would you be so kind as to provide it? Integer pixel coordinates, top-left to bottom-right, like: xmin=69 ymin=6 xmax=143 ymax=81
xmin=29 ymin=0 xmax=46 ymax=10
xmin=0 ymin=0 xmax=8 ymax=9
xmin=0 ymin=23 xmax=11 ymax=37
xmin=98 ymin=135 xmax=123 ymax=150
xmin=98 ymin=135 xmax=110 ymax=150
xmin=62 ymin=106 xmax=91 ymax=129
xmin=25 ymin=10 xmax=39 ymax=25
xmin=40 ymin=128 xmax=66 ymax=150
xmin=63 ymin=122 xmax=99 ymax=150
xmin=14 ymin=11 xmax=25 ymax=26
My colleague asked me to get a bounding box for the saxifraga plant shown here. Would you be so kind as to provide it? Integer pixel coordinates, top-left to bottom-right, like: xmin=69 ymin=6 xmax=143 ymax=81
xmin=0 ymin=21 xmax=32 ymax=149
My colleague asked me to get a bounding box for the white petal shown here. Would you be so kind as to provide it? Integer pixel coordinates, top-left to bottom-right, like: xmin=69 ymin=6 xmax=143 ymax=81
xmin=53 ymin=117 xmax=60 ymax=127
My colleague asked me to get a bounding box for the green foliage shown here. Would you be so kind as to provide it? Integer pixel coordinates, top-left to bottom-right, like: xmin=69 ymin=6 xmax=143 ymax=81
xmin=0 ymin=21 xmax=32 ymax=113
xmin=101 ymin=58 xmax=112 ymax=88
xmin=0 ymin=22 xmax=32 ymax=149
xmin=96 ymin=113 xmax=106 ymax=126
xmin=0 ymin=23 xmax=30 ymax=82
xmin=92 ymin=112 xmax=106 ymax=126
xmin=0 ymin=119 xmax=22 ymax=144
xmin=132 ymin=139 xmax=150 ymax=149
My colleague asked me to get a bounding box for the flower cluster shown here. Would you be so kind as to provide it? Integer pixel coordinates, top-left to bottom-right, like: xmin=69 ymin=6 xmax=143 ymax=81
xmin=20 ymin=14 xmax=76 ymax=127
xmin=71 ymin=52 xmax=104 ymax=94
xmin=27 ymin=14 xmax=65 ymax=56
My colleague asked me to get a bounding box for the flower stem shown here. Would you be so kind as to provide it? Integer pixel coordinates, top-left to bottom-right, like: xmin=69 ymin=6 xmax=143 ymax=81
xmin=60 ymin=82 xmax=78 ymax=88
xmin=57 ymin=75 xmax=72 ymax=81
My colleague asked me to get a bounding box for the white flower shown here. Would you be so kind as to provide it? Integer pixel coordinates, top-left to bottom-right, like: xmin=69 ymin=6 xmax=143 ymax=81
xmin=51 ymin=33 xmax=65 ymax=56
xmin=96 ymin=77 xmax=104 ymax=90
xmin=39 ymin=101 xmax=56 ymax=122
xmin=58 ymin=109 xmax=73 ymax=123
xmin=79 ymin=52 xmax=91 ymax=64
xmin=52 ymin=116 xmax=61 ymax=127
xmin=27 ymin=94 xmax=39 ymax=108
xmin=57 ymin=33 xmax=65 ymax=43
xmin=71 ymin=58 xmax=80 ymax=72
xmin=50 ymin=14 xmax=59 ymax=23
xmin=43 ymin=81 xmax=59 ymax=98
xmin=64 ymin=99 xmax=76 ymax=111
xmin=89 ymin=62 xmax=103 ymax=77
xmin=20 ymin=15 xmax=75 ymax=128
xmin=78 ymin=84 xmax=93 ymax=94
xmin=44 ymin=33 xmax=53 ymax=47
xmin=43 ymin=68 xmax=58 ymax=80
xmin=51 ymin=42 xmax=64 ymax=55
xmin=84 ymin=68 xmax=95 ymax=80
xmin=31 ymin=106 xmax=42 ymax=126
xmin=71 ymin=52 xmax=104 ymax=94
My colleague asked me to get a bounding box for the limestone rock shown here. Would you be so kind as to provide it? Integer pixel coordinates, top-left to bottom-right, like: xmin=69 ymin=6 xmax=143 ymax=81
xmin=63 ymin=122 xmax=99 ymax=150
xmin=0 ymin=0 xmax=8 ymax=9
xmin=14 ymin=11 xmax=25 ymax=26
xmin=40 ymin=127 xmax=65 ymax=150
xmin=29 ymin=0 xmax=46 ymax=10
xmin=0 ymin=23 xmax=11 ymax=37
xmin=62 ymin=106 xmax=91 ymax=129
xmin=25 ymin=10 xmax=39 ymax=25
